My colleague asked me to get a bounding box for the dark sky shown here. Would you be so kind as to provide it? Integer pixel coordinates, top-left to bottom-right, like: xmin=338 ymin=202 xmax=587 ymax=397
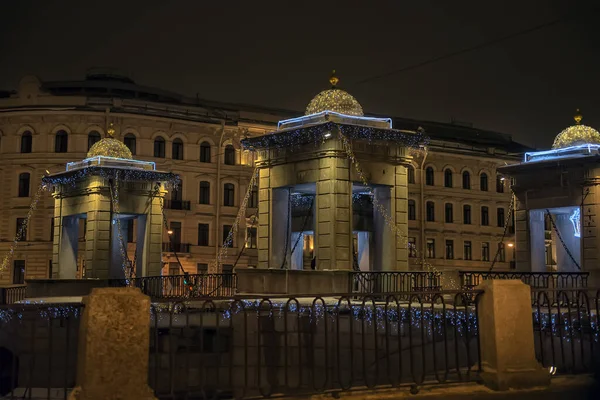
xmin=1 ymin=0 xmax=599 ymax=148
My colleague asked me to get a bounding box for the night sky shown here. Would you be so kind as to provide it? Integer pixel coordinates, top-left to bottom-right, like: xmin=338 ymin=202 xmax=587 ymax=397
xmin=1 ymin=0 xmax=599 ymax=148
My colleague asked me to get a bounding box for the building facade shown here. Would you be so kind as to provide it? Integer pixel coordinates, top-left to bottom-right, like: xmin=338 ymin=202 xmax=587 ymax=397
xmin=0 ymin=73 xmax=528 ymax=285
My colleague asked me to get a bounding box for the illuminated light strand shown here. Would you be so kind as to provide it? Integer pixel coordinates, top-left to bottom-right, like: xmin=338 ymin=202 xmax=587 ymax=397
xmin=336 ymin=131 xmax=459 ymax=289
xmin=305 ymin=88 xmax=364 ymax=117
xmin=215 ymin=167 xmax=260 ymax=271
xmin=0 ymin=183 xmax=45 ymax=272
xmin=0 ymin=305 xmax=82 ymax=324
xmin=109 ymin=171 xmax=134 ymax=284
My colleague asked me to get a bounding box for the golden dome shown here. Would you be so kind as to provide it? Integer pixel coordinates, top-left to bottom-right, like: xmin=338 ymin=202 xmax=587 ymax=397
xmin=305 ymin=70 xmax=364 ymax=116
xmin=86 ymin=123 xmax=133 ymax=159
xmin=552 ymin=110 xmax=600 ymax=149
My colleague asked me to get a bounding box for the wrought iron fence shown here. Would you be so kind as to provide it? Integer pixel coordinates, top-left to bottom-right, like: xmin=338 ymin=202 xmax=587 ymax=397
xmin=112 ymin=274 xmax=238 ymax=299
xmin=531 ymin=289 xmax=600 ymax=375
xmin=0 ymin=286 xmax=26 ymax=305
xmin=459 ymin=271 xmax=589 ymax=292
xmin=350 ymin=272 xmax=442 ymax=299
xmin=0 ymin=303 xmax=83 ymax=399
xmin=149 ymin=291 xmax=481 ymax=399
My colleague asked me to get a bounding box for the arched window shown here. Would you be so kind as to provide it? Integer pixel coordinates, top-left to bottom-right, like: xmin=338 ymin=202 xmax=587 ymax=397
xmin=18 ymin=172 xmax=30 ymax=197
xmin=154 ymin=137 xmax=165 ymax=158
xmin=87 ymin=131 xmax=101 ymax=151
xmin=407 ymin=166 xmax=415 ymax=184
xmin=408 ymin=200 xmax=416 ymax=220
xmin=172 ymin=138 xmax=184 ymax=160
xmin=445 ymin=203 xmax=453 ymax=223
xmin=224 ymin=183 xmax=235 ymax=206
xmin=426 ymin=201 xmax=435 ymax=222
xmin=21 ymin=131 xmax=32 ymax=153
xmin=462 ymin=171 xmax=471 ymax=189
xmin=199 ymin=181 xmax=210 ymax=204
xmin=463 ymin=205 xmax=472 ymax=224
xmin=496 ymin=175 xmax=505 ymax=193
xmin=124 ymin=134 xmax=136 ymax=155
xmin=55 ymin=130 xmax=68 ymax=153
xmin=224 ymin=145 xmax=235 ymax=165
xmin=200 ymin=141 xmax=211 ymax=163
xmin=480 ymin=173 xmax=488 ymax=191
xmin=425 ymin=167 xmax=434 ymax=186
xmin=481 ymin=206 xmax=489 ymax=226
xmin=444 ymin=169 xmax=453 ymax=188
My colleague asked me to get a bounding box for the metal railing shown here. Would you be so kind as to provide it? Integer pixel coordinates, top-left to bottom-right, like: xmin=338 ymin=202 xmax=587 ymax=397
xmin=350 ymin=272 xmax=442 ymax=299
xmin=163 ymin=199 xmax=191 ymax=210
xmin=531 ymin=288 xmax=600 ymax=375
xmin=0 ymin=303 xmax=83 ymax=399
xmin=459 ymin=271 xmax=589 ymax=292
xmin=161 ymin=242 xmax=191 ymax=253
xmin=112 ymin=274 xmax=237 ymax=299
xmin=0 ymin=285 xmax=27 ymax=305
xmin=149 ymin=290 xmax=481 ymax=399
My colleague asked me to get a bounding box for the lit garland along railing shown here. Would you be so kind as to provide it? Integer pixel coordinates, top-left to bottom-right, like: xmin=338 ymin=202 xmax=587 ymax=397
xmin=108 ymin=171 xmax=134 ymax=284
xmin=215 ymin=167 xmax=260 ymax=271
xmin=0 ymin=182 xmax=45 ymax=272
xmin=336 ymin=130 xmax=459 ymax=289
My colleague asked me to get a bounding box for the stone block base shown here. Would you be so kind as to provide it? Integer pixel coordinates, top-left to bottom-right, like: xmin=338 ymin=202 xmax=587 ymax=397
xmin=480 ymin=366 xmax=550 ymax=391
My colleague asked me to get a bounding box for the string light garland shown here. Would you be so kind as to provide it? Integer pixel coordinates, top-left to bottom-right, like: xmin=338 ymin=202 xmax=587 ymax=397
xmin=41 ymin=167 xmax=180 ymax=190
xmin=108 ymin=171 xmax=134 ymax=283
xmin=305 ymin=89 xmax=364 ymax=116
xmin=0 ymin=304 xmax=82 ymax=324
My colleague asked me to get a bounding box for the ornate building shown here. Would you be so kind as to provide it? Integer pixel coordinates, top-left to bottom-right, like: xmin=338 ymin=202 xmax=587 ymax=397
xmin=0 ymin=72 xmax=529 ymax=285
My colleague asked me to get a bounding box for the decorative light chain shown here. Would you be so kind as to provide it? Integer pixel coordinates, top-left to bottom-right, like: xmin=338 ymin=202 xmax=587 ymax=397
xmin=109 ymin=171 xmax=134 ymax=283
xmin=0 ymin=182 xmax=45 ymax=272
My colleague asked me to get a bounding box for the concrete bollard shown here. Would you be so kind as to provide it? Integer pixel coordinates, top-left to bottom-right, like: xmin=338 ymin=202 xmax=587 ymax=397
xmin=477 ymin=279 xmax=550 ymax=390
xmin=69 ymin=287 xmax=156 ymax=400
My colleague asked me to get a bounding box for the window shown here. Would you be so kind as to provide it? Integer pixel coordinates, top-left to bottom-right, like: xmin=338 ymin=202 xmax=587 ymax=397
xmin=481 ymin=206 xmax=489 ymax=226
xmin=426 ymin=239 xmax=435 ymax=258
xmin=124 ymin=134 xmax=136 ymax=155
xmin=480 ymin=173 xmax=488 ymax=191
xmin=408 ymin=237 xmax=417 ymax=258
xmin=16 ymin=217 xmax=26 ymax=240
xmin=407 ymin=166 xmax=415 ymax=184
xmin=496 ymin=175 xmax=505 ymax=193
xmin=464 ymin=241 xmax=472 ymax=260
xmin=127 ymin=219 xmax=134 ymax=243
xmin=497 ymin=208 xmax=505 ymax=227
xmin=462 ymin=171 xmax=471 ymax=189
xmin=498 ymin=243 xmax=506 ymax=262
xmin=50 ymin=218 xmax=54 ymax=241
xmin=13 ymin=260 xmax=25 ymax=284
xmin=199 ymin=181 xmax=210 ymax=204
xmin=87 ymin=131 xmax=101 ymax=150
xmin=171 ymin=182 xmax=183 ymax=202
xmin=249 ymin=187 xmax=258 ymax=208
xmin=482 ymin=242 xmax=490 ymax=261
xmin=222 ymin=225 xmax=233 ymax=247
xmin=445 ymin=240 xmax=454 ymax=259
xmin=224 ymin=145 xmax=235 ymax=165
xmin=169 ymin=221 xmax=182 ymax=244
xmin=154 ymin=137 xmax=165 ymax=158
xmin=463 ymin=205 xmax=471 ymax=224
xmin=48 ymin=260 xmax=53 ymax=279
xmin=197 ymin=223 xmax=209 ymax=246
xmin=223 ymin=183 xmax=235 ymax=206
xmin=444 ymin=169 xmax=453 ymax=188
xmin=425 ymin=167 xmax=434 ymax=186
xmin=200 ymin=142 xmax=211 ymax=163
xmin=408 ymin=200 xmax=416 ymax=220
xmin=21 ymin=131 xmax=32 ymax=153
xmin=445 ymin=203 xmax=453 ymax=223
xmin=246 ymin=227 xmax=257 ymax=249
xmin=18 ymin=172 xmax=30 ymax=197
xmin=197 ymin=263 xmax=209 ymax=274
xmin=426 ymin=201 xmax=435 ymax=222
xmin=222 ymin=264 xmax=234 ymax=287
xmin=54 ymin=130 xmax=68 ymax=153
xmin=168 ymin=262 xmax=180 ymax=276
xmin=172 ymin=138 xmax=184 ymax=160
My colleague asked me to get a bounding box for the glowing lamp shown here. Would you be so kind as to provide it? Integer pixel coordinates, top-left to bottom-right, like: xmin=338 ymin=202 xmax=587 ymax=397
xmin=507 ymin=243 xmax=514 ymax=248
xmin=167 ymin=230 xmax=173 ymax=235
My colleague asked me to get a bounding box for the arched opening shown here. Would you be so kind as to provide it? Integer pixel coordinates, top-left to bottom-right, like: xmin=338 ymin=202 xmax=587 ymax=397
xmin=55 ymin=130 xmax=68 ymax=153
xmin=20 ymin=131 xmax=32 ymax=153
xmin=87 ymin=131 xmax=101 ymax=151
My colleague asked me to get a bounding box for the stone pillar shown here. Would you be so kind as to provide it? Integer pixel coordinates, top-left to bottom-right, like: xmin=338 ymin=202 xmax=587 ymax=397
xmin=315 ymin=157 xmax=353 ymax=270
xmin=59 ymin=215 xmax=79 ymax=279
xmin=257 ymin=167 xmax=271 ymax=269
xmin=514 ymin=197 xmax=531 ymax=272
xmin=528 ymin=210 xmax=546 ymax=272
xmin=69 ymin=288 xmax=156 ymax=400
xmin=583 ymin=180 xmax=600 ymax=287
xmin=144 ymin=194 xmax=164 ymax=277
xmin=373 ymin=186 xmax=394 ymax=271
xmin=393 ymin=165 xmax=409 ymax=270
xmin=84 ymin=178 xmax=112 ymax=279
xmin=477 ymin=280 xmax=549 ymax=390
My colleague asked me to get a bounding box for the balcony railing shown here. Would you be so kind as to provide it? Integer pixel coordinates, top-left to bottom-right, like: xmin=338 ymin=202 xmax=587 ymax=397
xmin=350 ymin=271 xmax=442 ymax=299
xmin=162 ymin=242 xmax=191 ymax=253
xmin=164 ymin=199 xmax=191 ymax=210
xmin=112 ymin=274 xmax=237 ymax=298
xmin=0 ymin=285 xmax=27 ymax=304
xmin=459 ymin=271 xmax=589 ymax=292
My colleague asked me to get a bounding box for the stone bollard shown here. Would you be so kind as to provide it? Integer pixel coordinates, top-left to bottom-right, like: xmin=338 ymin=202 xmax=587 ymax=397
xmin=477 ymin=279 xmax=550 ymax=391
xmin=69 ymin=287 xmax=156 ymax=400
